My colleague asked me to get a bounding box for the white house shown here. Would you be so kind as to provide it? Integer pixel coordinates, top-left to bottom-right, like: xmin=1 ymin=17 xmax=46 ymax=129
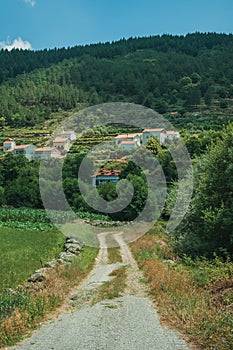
xmin=7 ymin=144 xmax=36 ymax=161
xmin=3 ymin=138 xmax=16 ymax=152
xmin=34 ymin=147 xmax=62 ymax=160
xmin=141 ymin=128 xmax=166 ymax=145
xmin=61 ymin=130 xmax=76 ymax=141
xmin=53 ymin=137 xmax=71 ymax=151
xmin=119 ymin=140 xmax=138 ymax=150
xmin=92 ymin=169 xmax=121 ymax=187
xmin=164 ymin=130 xmax=180 ymax=142
xmin=115 ymin=133 xmax=142 ymax=147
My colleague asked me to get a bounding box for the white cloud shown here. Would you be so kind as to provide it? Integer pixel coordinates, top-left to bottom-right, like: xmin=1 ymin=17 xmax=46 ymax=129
xmin=24 ymin=0 xmax=36 ymax=6
xmin=0 ymin=37 xmax=32 ymax=51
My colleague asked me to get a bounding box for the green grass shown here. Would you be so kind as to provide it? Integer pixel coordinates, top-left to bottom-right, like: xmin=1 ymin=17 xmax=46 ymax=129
xmin=0 ymin=227 xmax=65 ymax=291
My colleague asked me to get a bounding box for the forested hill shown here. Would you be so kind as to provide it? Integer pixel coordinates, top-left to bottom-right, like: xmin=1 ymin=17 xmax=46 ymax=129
xmin=1 ymin=32 xmax=233 ymax=128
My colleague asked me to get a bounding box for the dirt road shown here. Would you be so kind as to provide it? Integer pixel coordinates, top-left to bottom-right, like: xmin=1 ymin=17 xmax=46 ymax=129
xmin=14 ymin=232 xmax=190 ymax=350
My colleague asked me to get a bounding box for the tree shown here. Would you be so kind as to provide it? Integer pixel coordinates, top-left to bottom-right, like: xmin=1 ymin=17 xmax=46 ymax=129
xmin=175 ymin=124 xmax=233 ymax=258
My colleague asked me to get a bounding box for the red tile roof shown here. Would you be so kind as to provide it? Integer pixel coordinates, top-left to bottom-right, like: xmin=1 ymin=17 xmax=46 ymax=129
xmin=115 ymin=133 xmax=142 ymax=139
xmin=35 ymin=147 xmax=58 ymax=152
xmin=53 ymin=137 xmax=69 ymax=143
xmin=92 ymin=169 xmax=121 ymax=178
xmin=7 ymin=144 xmax=33 ymax=151
xmin=143 ymin=128 xmax=165 ymax=133
xmin=120 ymin=141 xmax=137 ymax=145
xmin=166 ymin=130 xmax=179 ymax=135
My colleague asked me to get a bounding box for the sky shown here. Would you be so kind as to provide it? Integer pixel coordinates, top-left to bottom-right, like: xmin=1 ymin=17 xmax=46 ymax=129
xmin=1 ymin=0 xmax=233 ymax=51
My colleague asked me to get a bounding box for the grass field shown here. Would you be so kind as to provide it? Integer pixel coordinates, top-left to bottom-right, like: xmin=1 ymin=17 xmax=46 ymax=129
xmin=0 ymin=222 xmax=98 ymax=347
xmin=0 ymin=227 xmax=65 ymax=292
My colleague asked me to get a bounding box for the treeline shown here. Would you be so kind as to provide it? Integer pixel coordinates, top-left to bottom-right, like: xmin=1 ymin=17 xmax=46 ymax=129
xmin=1 ymin=32 xmax=233 ymax=84
xmin=1 ymin=33 xmax=233 ymax=127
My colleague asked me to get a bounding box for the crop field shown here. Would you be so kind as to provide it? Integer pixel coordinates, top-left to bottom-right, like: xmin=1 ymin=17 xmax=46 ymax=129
xmin=0 ymin=207 xmax=110 ymax=231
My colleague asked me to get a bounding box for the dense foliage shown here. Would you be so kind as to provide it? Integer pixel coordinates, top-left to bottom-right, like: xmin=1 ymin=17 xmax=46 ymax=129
xmin=173 ymin=124 xmax=233 ymax=258
xmin=0 ymin=33 xmax=233 ymax=127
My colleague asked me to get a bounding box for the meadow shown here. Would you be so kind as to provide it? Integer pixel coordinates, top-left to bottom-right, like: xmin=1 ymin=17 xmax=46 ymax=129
xmin=131 ymin=224 xmax=233 ymax=350
xmin=0 ymin=207 xmax=99 ymax=346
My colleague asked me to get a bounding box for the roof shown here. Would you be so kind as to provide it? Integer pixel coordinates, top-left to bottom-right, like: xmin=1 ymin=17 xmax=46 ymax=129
xmin=120 ymin=141 xmax=137 ymax=145
xmin=92 ymin=169 xmax=121 ymax=178
xmin=35 ymin=147 xmax=58 ymax=153
xmin=53 ymin=137 xmax=69 ymax=143
xmin=4 ymin=140 xmax=15 ymax=145
xmin=61 ymin=130 xmax=75 ymax=134
xmin=143 ymin=128 xmax=165 ymax=133
xmin=166 ymin=130 xmax=179 ymax=135
xmin=115 ymin=133 xmax=142 ymax=139
xmin=7 ymin=144 xmax=34 ymax=151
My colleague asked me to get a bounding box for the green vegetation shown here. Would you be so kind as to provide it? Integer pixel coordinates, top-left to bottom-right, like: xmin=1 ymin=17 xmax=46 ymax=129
xmin=131 ymin=226 xmax=233 ymax=350
xmin=92 ymin=267 xmax=127 ymax=305
xmin=0 ymin=246 xmax=98 ymax=347
xmin=170 ymin=124 xmax=233 ymax=259
xmin=0 ymin=33 xmax=233 ymax=128
xmin=0 ymin=227 xmax=64 ymax=291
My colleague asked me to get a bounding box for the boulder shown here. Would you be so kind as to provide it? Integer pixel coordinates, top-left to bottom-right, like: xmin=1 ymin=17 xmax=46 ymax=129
xmin=28 ymin=272 xmax=45 ymax=283
xmin=59 ymin=251 xmax=76 ymax=262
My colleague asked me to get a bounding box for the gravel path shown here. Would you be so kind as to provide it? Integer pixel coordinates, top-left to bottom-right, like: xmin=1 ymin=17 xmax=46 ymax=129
xmin=14 ymin=232 xmax=191 ymax=350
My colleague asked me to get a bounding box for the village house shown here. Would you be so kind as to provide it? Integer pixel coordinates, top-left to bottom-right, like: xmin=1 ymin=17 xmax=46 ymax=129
xmin=119 ymin=140 xmax=138 ymax=150
xmin=53 ymin=137 xmax=71 ymax=151
xmin=61 ymin=130 xmax=76 ymax=141
xmin=115 ymin=133 xmax=142 ymax=147
xmin=141 ymin=128 xmax=180 ymax=145
xmin=7 ymin=144 xmax=36 ymax=161
xmin=164 ymin=130 xmax=180 ymax=142
xmin=3 ymin=138 xmax=16 ymax=152
xmin=33 ymin=147 xmax=62 ymax=160
xmin=92 ymin=169 xmax=121 ymax=187
xmin=141 ymin=128 xmax=166 ymax=145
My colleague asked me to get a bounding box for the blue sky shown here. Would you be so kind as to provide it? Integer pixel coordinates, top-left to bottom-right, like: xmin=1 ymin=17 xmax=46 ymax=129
xmin=1 ymin=0 xmax=233 ymax=50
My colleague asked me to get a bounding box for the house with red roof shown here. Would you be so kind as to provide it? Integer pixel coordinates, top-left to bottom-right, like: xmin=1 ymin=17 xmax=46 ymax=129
xmin=3 ymin=138 xmax=16 ymax=153
xmin=34 ymin=147 xmax=62 ymax=160
xmin=53 ymin=137 xmax=71 ymax=151
xmin=115 ymin=133 xmax=142 ymax=148
xmin=61 ymin=130 xmax=76 ymax=141
xmin=7 ymin=144 xmax=36 ymax=161
xmin=92 ymin=169 xmax=121 ymax=187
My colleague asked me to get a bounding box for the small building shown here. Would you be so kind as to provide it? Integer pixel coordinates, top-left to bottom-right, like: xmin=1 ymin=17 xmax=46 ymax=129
xmin=53 ymin=137 xmax=71 ymax=151
xmin=61 ymin=130 xmax=76 ymax=141
xmin=115 ymin=133 xmax=142 ymax=146
xmin=119 ymin=140 xmax=138 ymax=150
xmin=3 ymin=138 xmax=16 ymax=153
xmin=7 ymin=144 xmax=36 ymax=161
xmin=34 ymin=147 xmax=62 ymax=160
xmin=164 ymin=130 xmax=180 ymax=142
xmin=92 ymin=169 xmax=121 ymax=187
xmin=141 ymin=128 xmax=166 ymax=145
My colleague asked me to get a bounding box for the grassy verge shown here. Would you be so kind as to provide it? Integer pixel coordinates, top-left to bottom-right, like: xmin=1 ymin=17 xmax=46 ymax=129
xmin=92 ymin=266 xmax=127 ymax=305
xmin=0 ymin=227 xmax=98 ymax=347
xmin=130 ymin=224 xmax=233 ymax=350
xmin=108 ymin=247 xmax=122 ymax=263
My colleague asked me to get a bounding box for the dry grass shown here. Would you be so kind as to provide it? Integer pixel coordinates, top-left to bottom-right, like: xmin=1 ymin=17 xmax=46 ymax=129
xmin=0 ymin=247 xmax=98 ymax=348
xmin=130 ymin=226 xmax=233 ymax=350
xmin=92 ymin=266 xmax=127 ymax=305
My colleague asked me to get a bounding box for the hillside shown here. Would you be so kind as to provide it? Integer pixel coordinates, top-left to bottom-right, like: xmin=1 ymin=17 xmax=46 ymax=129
xmin=0 ymin=33 xmax=233 ymax=133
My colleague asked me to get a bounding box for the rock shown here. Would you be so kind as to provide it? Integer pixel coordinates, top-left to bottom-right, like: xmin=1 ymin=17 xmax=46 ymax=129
xmin=44 ymin=259 xmax=58 ymax=268
xmin=59 ymin=251 xmax=76 ymax=262
xmin=163 ymin=259 xmax=175 ymax=265
xmin=64 ymin=243 xmax=82 ymax=254
xmin=28 ymin=272 xmax=45 ymax=283
xmin=66 ymin=236 xmax=84 ymax=245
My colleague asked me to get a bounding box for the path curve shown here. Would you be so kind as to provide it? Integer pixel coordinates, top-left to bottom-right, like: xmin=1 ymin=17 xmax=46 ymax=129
xmin=13 ymin=232 xmax=191 ymax=350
